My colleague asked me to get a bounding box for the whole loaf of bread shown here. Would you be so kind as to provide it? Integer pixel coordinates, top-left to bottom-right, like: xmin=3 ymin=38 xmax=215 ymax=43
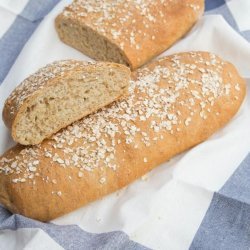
xmin=55 ymin=0 xmax=204 ymax=69
xmin=0 ymin=52 xmax=245 ymax=221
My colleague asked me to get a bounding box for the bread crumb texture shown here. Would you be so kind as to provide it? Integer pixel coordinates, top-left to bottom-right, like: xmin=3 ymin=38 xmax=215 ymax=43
xmin=3 ymin=60 xmax=130 ymax=145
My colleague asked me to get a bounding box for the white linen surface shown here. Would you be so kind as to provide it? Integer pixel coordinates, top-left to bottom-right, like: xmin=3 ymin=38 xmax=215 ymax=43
xmin=0 ymin=1 xmax=250 ymax=249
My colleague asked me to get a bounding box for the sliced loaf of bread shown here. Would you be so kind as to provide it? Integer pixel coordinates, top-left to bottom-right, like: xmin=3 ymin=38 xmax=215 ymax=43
xmin=55 ymin=0 xmax=204 ymax=70
xmin=3 ymin=60 xmax=130 ymax=145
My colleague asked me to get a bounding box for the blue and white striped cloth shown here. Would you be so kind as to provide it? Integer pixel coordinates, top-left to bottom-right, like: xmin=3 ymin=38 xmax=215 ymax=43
xmin=1 ymin=1 xmax=250 ymax=249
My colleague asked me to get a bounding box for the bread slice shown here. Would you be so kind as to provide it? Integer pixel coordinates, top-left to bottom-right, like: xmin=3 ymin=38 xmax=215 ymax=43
xmin=55 ymin=0 xmax=204 ymax=70
xmin=0 ymin=52 xmax=246 ymax=221
xmin=2 ymin=60 xmax=130 ymax=145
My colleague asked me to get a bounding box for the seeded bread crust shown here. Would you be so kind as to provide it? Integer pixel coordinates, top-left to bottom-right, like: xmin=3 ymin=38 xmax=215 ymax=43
xmin=55 ymin=0 xmax=204 ymax=70
xmin=2 ymin=60 xmax=130 ymax=145
xmin=0 ymin=52 xmax=246 ymax=221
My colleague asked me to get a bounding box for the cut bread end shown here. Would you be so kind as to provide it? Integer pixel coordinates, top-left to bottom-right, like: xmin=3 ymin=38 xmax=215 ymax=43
xmin=12 ymin=63 xmax=130 ymax=145
xmin=55 ymin=15 xmax=132 ymax=69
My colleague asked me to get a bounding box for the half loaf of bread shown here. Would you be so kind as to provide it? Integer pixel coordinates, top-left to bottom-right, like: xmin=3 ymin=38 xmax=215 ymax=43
xmin=0 ymin=52 xmax=246 ymax=221
xmin=2 ymin=60 xmax=130 ymax=145
xmin=55 ymin=0 xmax=204 ymax=70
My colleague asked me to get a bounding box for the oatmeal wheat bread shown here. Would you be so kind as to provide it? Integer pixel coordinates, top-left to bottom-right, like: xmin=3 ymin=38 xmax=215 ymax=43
xmin=0 ymin=52 xmax=246 ymax=221
xmin=2 ymin=60 xmax=130 ymax=145
xmin=55 ymin=0 xmax=204 ymax=70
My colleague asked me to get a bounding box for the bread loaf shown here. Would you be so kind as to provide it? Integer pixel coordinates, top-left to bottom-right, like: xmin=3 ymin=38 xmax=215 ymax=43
xmin=0 ymin=52 xmax=245 ymax=221
xmin=2 ymin=60 xmax=130 ymax=145
xmin=55 ymin=0 xmax=204 ymax=70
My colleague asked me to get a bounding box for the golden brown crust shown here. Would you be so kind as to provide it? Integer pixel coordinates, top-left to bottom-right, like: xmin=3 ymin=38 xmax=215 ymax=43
xmin=0 ymin=52 xmax=246 ymax=221
xmin=55 ymin=0 xmax=204 ymax=69
xmin=2 ymin=60 xmax=130 ymax=145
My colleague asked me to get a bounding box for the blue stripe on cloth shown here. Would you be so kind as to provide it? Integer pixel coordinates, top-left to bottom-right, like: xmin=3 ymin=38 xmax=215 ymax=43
xmin=189 ymin=153 xmax=250 ymax=250
xmin=21 ymin=0 xmax=61 ymax=22
xmin=0 ymin=0 xmax=60 ymax=85
xmin=242 ymin=31 xmax=250 ymax=42
xmin=220 ymin=154 xmax=250 ymax=204
xmin=205 ymin=0 xmax=226 ymax=11
xmin=0 ymin=206 xmax=149 ymax=250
